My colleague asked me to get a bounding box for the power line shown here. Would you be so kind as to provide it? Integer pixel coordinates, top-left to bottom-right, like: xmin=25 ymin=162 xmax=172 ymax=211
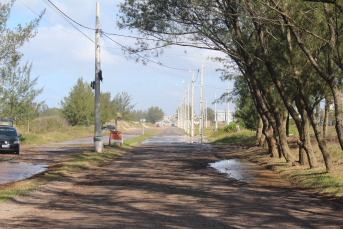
xmin=42 ymin=0 xmax=95 ymax=44
xmin=45 ymin=0 xmax=96 ymax=31
xmin=18 ymin=0 xmax=82 ymax=36
xmin=102 ymin=32 xmax=191 ymax=72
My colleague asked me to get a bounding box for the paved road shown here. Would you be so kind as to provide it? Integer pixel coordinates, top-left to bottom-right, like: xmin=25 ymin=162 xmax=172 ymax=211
xmin=1 ymin=127 xmax=343 ymax=228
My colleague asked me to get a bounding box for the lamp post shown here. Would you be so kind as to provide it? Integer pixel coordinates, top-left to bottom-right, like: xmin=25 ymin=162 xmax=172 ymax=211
xmin=189 ymin=71 xmax=195 ymax=137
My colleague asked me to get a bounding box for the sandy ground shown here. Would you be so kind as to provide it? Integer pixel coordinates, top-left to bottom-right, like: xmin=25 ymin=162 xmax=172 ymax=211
xmin=1 ymin=127 xmax=343 ymax=228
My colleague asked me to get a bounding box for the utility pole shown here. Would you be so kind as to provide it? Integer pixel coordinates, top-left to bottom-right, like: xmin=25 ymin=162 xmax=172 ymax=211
xmin=205 ymin=99 xmax=208 ymax=128
xmin=199 ymin=54 xmax=204 ymax=143
xmin=191 ymin=71 xmax=195 ymax=137
xmin=187 ymin=83 xmax=190 ymax=135
xmin=215 ymin=93 xmax=217 ymax=130
xmin=94 ymin=2 xmax=103 ymax=153
xmin=227 ymin=78 xmax=230 ymax=125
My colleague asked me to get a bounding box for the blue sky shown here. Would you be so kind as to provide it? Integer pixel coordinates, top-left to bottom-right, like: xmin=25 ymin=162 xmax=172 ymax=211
xmin=5 ymin=0 xmax=235 ymax=116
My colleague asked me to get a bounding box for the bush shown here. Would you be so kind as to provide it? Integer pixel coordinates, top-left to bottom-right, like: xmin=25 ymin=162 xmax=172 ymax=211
xmin=29 ymin=116 xmax=69 ymax=134
xmin=223 ymin=124 xmax=236 ymax=133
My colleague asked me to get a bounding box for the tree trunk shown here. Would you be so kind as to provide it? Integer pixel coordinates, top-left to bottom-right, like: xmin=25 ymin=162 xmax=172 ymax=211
xmin=299 ymin=86 xmax=333 ymax=173
xmin=323 ymin=98 xmax=330 ymax=139
xmin=265 ymin=124 xmax=278 ymax=158
xmin=295 ymin=98 xmax=317 ymax=168
xmin=286 ymin=113 xmax=289 ymax=137
xmin=256 ymin=116 xmax=263 ymax=145
xmin=303 ymin=112 xmax=317 ymax=168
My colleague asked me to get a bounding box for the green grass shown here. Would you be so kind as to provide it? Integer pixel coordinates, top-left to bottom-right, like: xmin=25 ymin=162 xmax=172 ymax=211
xmin=19 ymin=125 xmax=94 ymax=146
xmin=0 ymin=184 xmax=39 ymax=203
xmin=207 ymin=129 xmax=256 ymax=146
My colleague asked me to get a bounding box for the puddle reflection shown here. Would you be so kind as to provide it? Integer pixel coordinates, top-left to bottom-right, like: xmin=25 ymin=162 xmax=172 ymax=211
xmin=0 ymin=162 xmax=48 ymax=184
xmin=142 ymin=135 xmax=208 ymax=144
xmin=209 ymin=159 xmax=289 ymax=187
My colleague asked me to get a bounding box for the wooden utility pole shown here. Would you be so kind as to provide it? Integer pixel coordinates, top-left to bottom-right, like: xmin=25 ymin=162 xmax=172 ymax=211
xmin=94 ymin=2 xmax=103 ymax=152
xmin=191 ymin=71 xmax=194 ymax=137
xmin=199 ymin=54 xmax=204 ymax=143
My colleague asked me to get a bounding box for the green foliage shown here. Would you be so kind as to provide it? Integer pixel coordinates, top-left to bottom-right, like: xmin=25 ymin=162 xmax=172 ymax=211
xmin=0 ymin=1 xmax=44 ymax=65
xmin=60 ymin=77 xmax=94 ymax=126
xmin=146 ymin=106 xmax=164 ymax=123
xmin=39 ymin=105 xmax=62 ymax=117
xmin=223 ymin=124 xmax=236 ymax=133
xmin=112 ymin=91 xmax=135 ymax=125
xmin=231 ymin=75 xmax=259 ymax=130
xmin=0 ymin=56 xmax=44 ymax=124
xmin=206 ymin=107 xmax=215 ymax=121
xmin=101 ymin=92 xmax=114 ymax=125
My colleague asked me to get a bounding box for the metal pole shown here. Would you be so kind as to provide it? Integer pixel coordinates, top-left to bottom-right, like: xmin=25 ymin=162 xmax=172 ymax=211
xmin=205 ymin=98 xmax=208 ymax=128
xmin=187 ymin=83 xmax=190 ymax=135
xmin=199 ymin=54 xmax=204 ymax=143
xmin=227 ymin=78 xmax=230 ymax=125
xmin=94 ymin=2 xmax=103 ymax=152
xmin=191 ymin=71 xmax=194 ymax=137
xmin=215 ymin=93 xmax=217 ymax=130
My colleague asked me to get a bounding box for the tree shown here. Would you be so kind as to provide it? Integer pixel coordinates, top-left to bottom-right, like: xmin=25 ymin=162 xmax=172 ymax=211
xmin=0 ymin=1 xmax=44 ymax=65
xmin=231 ymin=75 xmax=259 ymax=130
xmin=0 ymin=55 xmax=44 ymax=124
xmin=146 ymin=106 xmax=164 ymax=123
xmin=101 ymin=92 xmax=114 ymax=126
xmin=60 ymin=77 xmax=94 ymax=126
xmin=112 ymin=92 xmax=135 ymax=128
xmin=206 ymin=107 xmax=215 ymax=122
xmin=118 ymin=0 xmax=342 ymax=172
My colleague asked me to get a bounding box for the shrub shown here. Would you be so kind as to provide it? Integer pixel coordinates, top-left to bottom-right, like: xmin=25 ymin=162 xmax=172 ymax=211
xmin=29 ymin=116 xmax=69 ymax=134
xmin=223 ymin=124 xmax=236 ymax=133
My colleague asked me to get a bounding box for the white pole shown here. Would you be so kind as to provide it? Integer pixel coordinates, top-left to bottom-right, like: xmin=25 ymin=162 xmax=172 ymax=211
xmin=205 ymin=99 xmax=208 ymax=128
xmin=227 ymin=78 xmax=230 ymax=125
xmin=215 ymin=93 xmax=217 ymax=130
xmin=187 ymin=83 xmax=190 ymax=135
xmin=191 ymin=71 xmax=195 ymax=137
xmin=94 ymin=2 xmax=103 ymax=152
xmin=199 ymin=54 xmax=204 ymax=143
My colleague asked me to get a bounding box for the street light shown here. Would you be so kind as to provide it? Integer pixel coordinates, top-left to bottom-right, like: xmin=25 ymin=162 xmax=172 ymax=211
xmin=188 ymin=70 xmax=195 ymax=137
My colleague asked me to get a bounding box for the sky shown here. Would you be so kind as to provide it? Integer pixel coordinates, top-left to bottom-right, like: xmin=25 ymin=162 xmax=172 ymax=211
xmin=4 ymin=0 xmax=236 ymax=117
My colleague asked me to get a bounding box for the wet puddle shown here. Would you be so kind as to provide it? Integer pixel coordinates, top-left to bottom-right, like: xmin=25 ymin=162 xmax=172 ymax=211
xmin=0 ymin=162 xmax=49 ymax=184
xmin=209 ymin=159 xmax=289 ymax=187
xmin=142 ymin=135 xmax=208 ymax=144
xmin=54 ymin=135 xmax=139 ymax=145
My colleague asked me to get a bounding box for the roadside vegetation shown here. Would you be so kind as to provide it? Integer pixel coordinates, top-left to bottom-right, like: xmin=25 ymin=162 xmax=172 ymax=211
xmin=203 ymin=123 xmax=343 ymax=200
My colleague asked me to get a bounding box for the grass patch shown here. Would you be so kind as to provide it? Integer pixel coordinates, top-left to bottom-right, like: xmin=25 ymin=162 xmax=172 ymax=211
xmin=208 ymin=129 xmax=256 ymax=146
xmin=0 ymin=184 xmax=39 ymax=203
xmin=19 ymin=125 xmax=94 ymax=146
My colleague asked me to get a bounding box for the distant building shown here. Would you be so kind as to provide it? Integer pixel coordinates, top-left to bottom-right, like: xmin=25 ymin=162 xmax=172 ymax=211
xmin=215 ymin=110 xmax=233 ymax=124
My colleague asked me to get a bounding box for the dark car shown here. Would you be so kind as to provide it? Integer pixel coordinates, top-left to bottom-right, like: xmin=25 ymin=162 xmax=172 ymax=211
xmin=101 ymin=125 xmax=116 ymax=132
xmin=171 ymin=124 xmax=175 ymax=127
xmin=0 ymin=126 xmax=21 ymax=154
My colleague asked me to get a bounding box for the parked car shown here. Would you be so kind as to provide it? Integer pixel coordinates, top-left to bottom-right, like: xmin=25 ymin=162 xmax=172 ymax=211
xmin=0 ymin=120 xmax=21 ymax=154
xmin=101 ymin=125 xmax=116 ymax=132
xmin=156 ymin=124 xmax=161 ymax=127
xmin=171 ymin=124 xmax=175 ymax=127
